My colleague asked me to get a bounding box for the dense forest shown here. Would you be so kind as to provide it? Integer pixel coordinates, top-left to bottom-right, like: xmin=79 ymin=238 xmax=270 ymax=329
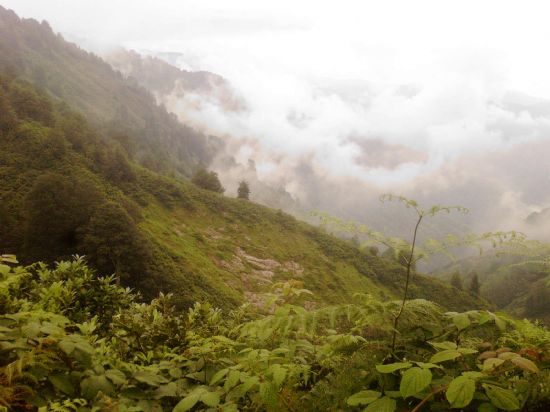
xmin=1 ymin=4 xmax=550 ymax=412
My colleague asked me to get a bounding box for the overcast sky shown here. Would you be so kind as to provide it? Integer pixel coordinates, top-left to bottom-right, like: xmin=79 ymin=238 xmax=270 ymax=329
xmin=4 ymin=0 xmax=550 ymax=189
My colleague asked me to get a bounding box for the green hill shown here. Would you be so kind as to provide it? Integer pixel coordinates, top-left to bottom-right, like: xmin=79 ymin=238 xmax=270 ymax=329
xmin=433 ymin=244 xmax=550 ymax=323
xmin=0 ymin=5 xmax=488 ymax=315
xmin=0 ymin=5 xmax=219 ymax=177
xmin=0 ymin=70 xmax=483 ymax=312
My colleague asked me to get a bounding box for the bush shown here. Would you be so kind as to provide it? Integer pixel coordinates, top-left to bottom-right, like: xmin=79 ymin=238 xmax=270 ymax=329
xmin=191 ymin=168 xmax=224 ymax=193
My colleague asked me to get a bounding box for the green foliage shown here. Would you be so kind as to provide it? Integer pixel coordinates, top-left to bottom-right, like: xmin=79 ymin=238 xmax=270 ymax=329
xmin=191 ymin=168 xmax=225 ymax=193
xmin=1 ymin=255 xmax=549 ymax=411
xmin=24 ymin=173 xmax=102 ymax=261
xmin=237 ymin=180 xmax=250 ymax=200
xmin=469 ymin=272 xmax=481 ymax=296
xmin=80 ymin=201 xmax=151 ymax=286
xmin=0 ymin=68 xmax=484 ymax=317
xmin=0 ymin=6 xmax=218 ymax=177
xmin=450 ymin=271 xmax=463 ymax=290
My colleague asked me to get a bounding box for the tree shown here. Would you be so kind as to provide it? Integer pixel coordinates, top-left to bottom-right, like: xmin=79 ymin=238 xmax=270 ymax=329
xmin=24 ymin=173 xmax=102 ymax=261
xmin=191 ymin=168 xmax=224 ymax=193
xmin=80 ymin=201 xmax=151 ymax=286
xmin=8 ymin=81 xmax=53 ymax=126
xmin=450 ymin=272 xmax=463 ymax=290
xmin=237 ymin=180 xmax=250 ymax=200
xmin=469 ymin=272 xmax=481 ymax=296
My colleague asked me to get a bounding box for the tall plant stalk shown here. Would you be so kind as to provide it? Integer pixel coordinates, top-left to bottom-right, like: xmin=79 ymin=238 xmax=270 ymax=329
xmin=391 ymin=212 xmax=423 ymax=352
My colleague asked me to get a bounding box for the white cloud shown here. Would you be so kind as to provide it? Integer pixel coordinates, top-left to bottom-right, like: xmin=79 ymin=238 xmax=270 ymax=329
xmin=5 ymin=0 xmax=550 ymax=233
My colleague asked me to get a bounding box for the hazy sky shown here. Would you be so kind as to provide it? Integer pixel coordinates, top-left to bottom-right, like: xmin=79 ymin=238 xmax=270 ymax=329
xmin=4 ymin=0 xmax=550 ymax=187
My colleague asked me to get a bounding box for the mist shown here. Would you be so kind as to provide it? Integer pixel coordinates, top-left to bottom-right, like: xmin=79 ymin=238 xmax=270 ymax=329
xmin=5 ymin=0 xmax=550 ymax=239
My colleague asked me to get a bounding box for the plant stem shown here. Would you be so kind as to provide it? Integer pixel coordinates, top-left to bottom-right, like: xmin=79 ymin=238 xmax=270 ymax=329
xmin=411 ymin=385 xmax=447 ymax=412
xmin=391 ymin=213 xmax=423 ymax=352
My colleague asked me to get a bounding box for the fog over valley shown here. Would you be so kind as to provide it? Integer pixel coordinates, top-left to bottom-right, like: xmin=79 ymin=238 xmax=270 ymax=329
xmin=5 ymin=0 xmax=550 ymax=240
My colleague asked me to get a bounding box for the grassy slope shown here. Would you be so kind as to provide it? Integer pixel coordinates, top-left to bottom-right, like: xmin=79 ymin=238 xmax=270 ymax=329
xmin=133 ymin=176 xmax=486 ymax=311
xmin=0 ymin=6 xmax=486 ymax=313
xmin=0 ymin=77 xmax=484 ymax=314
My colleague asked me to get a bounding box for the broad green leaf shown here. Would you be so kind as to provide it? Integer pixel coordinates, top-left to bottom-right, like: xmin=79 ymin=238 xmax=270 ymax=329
xmin=270 ymin=365 xmax=287 ymax=388
xmin=446 ymin=376 xmax=475 ymax=408
xmin=364 ymin=396 xmax=397 ymax=412
xmin=105 ymin=369 xmax=126 ymax=385
xmin=224 ymin=370 xmax=240 ymax=391
xmin=346 ymin=390 xmax=381 ymax=406
xmin=169 ymin=368 xmax=183 ymax=379
xmin=511 ymin=357 xmax=539 ymax=373
xmin=22 ymin=322 xmax=41 ymax=338
xmin=74 ymin=340 xmax=94 ymax=355
xmin=494 ymin=316 xmax=507 ymax=331
xmin=173 ymin=393 xmax=200 ymax=412
xmin=375 ymin=362 xmax=412 ymax=373
xmin=462 ymin=371 xmax=484 ymax=380
xmin=483 ymin=384 xmax=520 ymax=411
xmin=478 ymin=312 xmax=492 ymax=325
xmin=134 ymin=370 xmax=169 ymax=387
xmin=49 ymin=374 xmax=74 ymax=395
xmin=482 ymin=358 xmax=504 ymax=371
xmin=430 ymin=350 xmax=461 ymax=364
xmin=453 ymin=313 xmax=471 ymax=331
xmin=498 ymin=352 xmax=518 ymax=360
xmin=200 ymin=391 xmax=220 ymax=407
xmin=226 ymin=377 xmax=259 ymax=400
xmin=155 ymin=382 xmax=178 ymax=399
xmin=80 ymin=375 xmax=115 ymax=399
xmin=430 ymin=341 xmax=457 ymax=350
xmin=400 ymin=367 xmax=432 ymax=398
xmin=458 ymin=348 xmax=478 ymax=355
xmin=210 ymin=368 xmax=229 ymax=386
xmin=58 ymin=339 xmax=75 ymax=355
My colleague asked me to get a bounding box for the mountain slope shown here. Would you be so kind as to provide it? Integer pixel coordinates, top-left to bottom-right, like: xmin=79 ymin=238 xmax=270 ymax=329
xmin=434 ymin=246 xmax=550 ymax=322
xmin=105 ymin=48 xmax=245 ymax=113
xmin=0 ymin=72 xmax=484 ymax=312
xmin=0 ymin=5 xmax=219 ymax=177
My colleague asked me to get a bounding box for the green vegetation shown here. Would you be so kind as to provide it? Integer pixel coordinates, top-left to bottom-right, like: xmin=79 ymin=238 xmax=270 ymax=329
xmin=191 ymin=169 xmax=225 ymax=194
xmin=0 ymin=5 xmax=218 ymax=178
xmin=237 ymin=181 xmax=250 ymax=200
xmin=2 ymin=7 xmax=550 ymax=411
xmin=438 ymin=239 xmax=550 ymax=323
xmin=0 ymin=73 xmax=480 ymax=312
xmin=1 ymin=256 xmax=550 ymax=411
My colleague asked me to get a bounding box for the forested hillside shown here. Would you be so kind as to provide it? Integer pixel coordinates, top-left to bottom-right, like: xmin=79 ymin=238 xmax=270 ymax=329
xmin=105 ymin=48 xmax=245 ymax=113
xmin=437 ymin=240 xmax=550 ymax=323
xmin=0 ymin=5 xmax=220 ymax=177
xmin=0 ymin=73 xmax=482 ymax=311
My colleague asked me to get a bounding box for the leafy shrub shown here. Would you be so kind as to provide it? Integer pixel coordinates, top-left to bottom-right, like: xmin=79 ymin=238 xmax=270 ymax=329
xmin=1 ymin=256 xmax=550 ymax=411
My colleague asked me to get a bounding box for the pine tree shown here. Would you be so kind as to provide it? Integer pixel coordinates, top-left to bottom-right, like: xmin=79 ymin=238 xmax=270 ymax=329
xmin=237 ymin=180 xmax=250 ymax=200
